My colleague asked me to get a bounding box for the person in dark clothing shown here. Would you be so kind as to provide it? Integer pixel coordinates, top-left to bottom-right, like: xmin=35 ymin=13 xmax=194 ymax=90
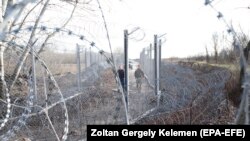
xmin=134 ymin=64 xmax=144 ymax=92
xmin=117 ymin=65 xmax=125 ymax=91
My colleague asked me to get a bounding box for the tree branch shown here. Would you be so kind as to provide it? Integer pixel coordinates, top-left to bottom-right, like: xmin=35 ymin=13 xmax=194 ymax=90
xmin=38 ymin=0 xmax=78 ymax=54
xmin=9 ymin=0 xmax=50 ymax=90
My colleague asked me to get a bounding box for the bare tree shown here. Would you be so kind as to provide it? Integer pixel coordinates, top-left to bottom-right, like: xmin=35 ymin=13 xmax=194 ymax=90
xmin=237 ymin=31 xmax=250 ymax=62
xmin=9 ymin=0 xmax=51 ymax=91
xmin=0 ymin=0 xmax=78 ymax=92
xmin=0 ymin=0 xmax=33 ymax=98
xmin=212 ymin=33 xmax=219 ymax=63
xmin=205 ymin=45 xmax=210 ymax=63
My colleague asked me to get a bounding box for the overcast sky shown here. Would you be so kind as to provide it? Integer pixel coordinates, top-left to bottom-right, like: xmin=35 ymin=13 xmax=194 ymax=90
xmin=103 ymin=0 xmax=250 ymax=58
xmin=43 ymin=0 xmax=250 ymax=59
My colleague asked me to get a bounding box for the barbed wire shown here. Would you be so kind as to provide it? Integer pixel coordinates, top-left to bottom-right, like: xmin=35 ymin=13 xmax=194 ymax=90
xmin=204 ymin=0 xmax=250 ymax=124
xmin=135 ymin=60 xmax=234 ymax=124
xmin=1 ymin=1 xmax=249 ymax=140
xmin=1 ymin=73 xmax=34 ymax=141
xmin=0 ymin=40 xmax=70 ymax=140
xmin=0 ymin=22 xmax=129 ymax=140
xmin=0 ymin=78 xmax=11 ymax=130
xmin=132 ymin=0 xmax=249 ymax=125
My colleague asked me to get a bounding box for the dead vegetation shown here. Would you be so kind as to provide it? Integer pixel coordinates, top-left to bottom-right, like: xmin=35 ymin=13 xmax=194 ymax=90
xmin=135 ymin=62 xmax=238 ymax=125
xmin=0 ymin=59 xmax=242 ymax=140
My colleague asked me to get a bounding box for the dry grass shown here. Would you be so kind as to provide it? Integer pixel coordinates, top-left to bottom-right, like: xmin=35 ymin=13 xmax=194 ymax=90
xmin=225 ymin=67 xmax=242 ymax=107
xmin=37 ymin=64 xmax=79 ymax=76
xmin=136 ymin=62 xmax=238 ymax=125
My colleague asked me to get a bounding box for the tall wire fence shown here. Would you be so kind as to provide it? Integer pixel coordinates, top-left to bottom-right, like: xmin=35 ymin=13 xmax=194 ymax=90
xmin=0 ymin=0 xmax=250 ymax=141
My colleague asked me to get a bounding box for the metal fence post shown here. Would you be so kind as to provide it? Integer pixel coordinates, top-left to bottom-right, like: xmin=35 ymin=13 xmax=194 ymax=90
xmin=89 ymin=47 xmax=92 ymax=66
xmin=94 ymin=52 xmax=96 ymax=64
xmin=154 ymin=35 xmax=159 ymax=95
xmin=154 ymin=35 xmax=160 ymax=106
xmin=0 ymin=45 xmax=4 ymax=99
xmin=146 ymin=46 xmax=148 ymax=81
xmin=149 ymin=44 xmax=152 ymax=83
xmin=159 ymin=39 xmax=162 ymax=88
xmin=76 ymin=44 xmax=81 ymax=91
xmin=85 ymin=48 xmax=87 ymax=69
xmin=142 ymin=48 xmax=145 ymax=71
xmin=124 ymin=29 xmax=129 ymax=124
xmin=97 ymin=53 xmax=99 ymax=63
xmin=124 ymin=30 xmax=129 ymax=106
xmin=144 ymin=48 xmax=147 ymax=75
xmin=158 ymin=39 xmax=162 ymax=106
xmin=31 ymin=43 xmax=37 ymax=101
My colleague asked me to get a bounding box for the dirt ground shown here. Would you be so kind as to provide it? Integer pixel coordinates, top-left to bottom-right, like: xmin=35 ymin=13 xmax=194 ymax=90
xmin=0 ymin=61 xmax=238 ymax=140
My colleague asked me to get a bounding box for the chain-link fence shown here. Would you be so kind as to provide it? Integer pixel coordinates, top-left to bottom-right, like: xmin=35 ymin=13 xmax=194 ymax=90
xmin=1 ymin=0 xmax=250 ymax=141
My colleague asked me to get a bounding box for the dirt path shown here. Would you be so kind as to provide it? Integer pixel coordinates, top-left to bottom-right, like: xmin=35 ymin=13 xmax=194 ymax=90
xmin=128 ymin=69 xmax=156 ymax=122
